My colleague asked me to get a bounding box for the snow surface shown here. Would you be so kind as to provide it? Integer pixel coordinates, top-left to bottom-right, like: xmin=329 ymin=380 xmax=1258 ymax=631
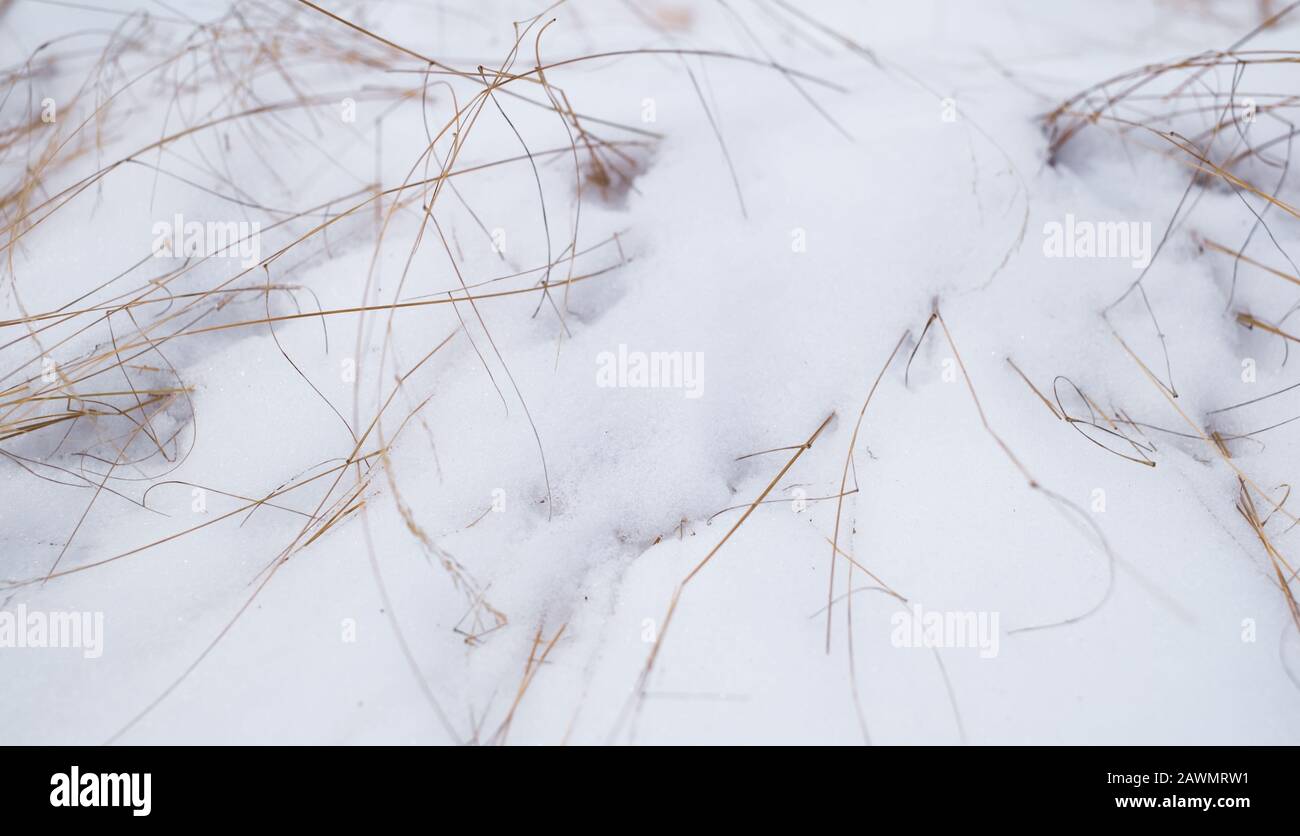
xmin=2 ymin=0 xmax=1300 ymax=744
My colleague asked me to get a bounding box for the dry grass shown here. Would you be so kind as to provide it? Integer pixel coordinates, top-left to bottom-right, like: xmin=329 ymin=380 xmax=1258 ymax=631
xmin=9 ymin=0 xmax=1296 ymax=745
xmin=1028 ymin=3 xmax=1300 ymax=657
xmin=0 ymin=0 xmax=859 ymax=743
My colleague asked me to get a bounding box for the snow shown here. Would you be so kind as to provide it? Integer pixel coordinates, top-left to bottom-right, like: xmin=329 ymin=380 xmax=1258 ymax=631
xmin=2 ymin=0 xmax=1299 ymax=744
